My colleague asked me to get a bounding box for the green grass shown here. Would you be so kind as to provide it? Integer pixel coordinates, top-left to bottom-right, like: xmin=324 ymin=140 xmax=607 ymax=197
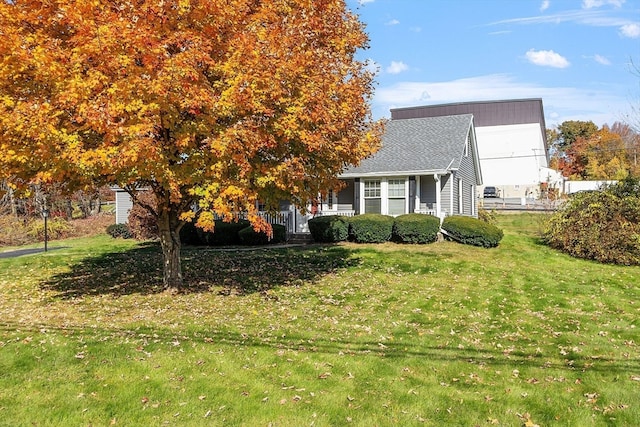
xmin=1 ymin=214 xmax=638 ymax=426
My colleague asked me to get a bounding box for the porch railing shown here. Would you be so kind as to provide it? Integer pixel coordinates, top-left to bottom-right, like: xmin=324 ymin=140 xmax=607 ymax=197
xmin=316 ymin=210 xmax=356 ymax=217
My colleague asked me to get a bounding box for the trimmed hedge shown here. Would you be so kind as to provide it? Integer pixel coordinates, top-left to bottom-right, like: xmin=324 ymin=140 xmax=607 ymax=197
xmin=238 ymin=224 xmax=286 ymax=246
xmin=178 ymin=221 xmax=201 ymax=245
xmin=392 ymin=213 xmax=440 ymax=244
xmin=106 ymin=223 xmax=133 ymax=239
xmin=308 ymin=215 xmax=349 ymax=243
xmin=441 ymin=215 xmax=503 ymax=248
xmin=199 ymin=220 xmax=251 ymax=246
xmin=348 ymin=214 xmax=394 ymax=243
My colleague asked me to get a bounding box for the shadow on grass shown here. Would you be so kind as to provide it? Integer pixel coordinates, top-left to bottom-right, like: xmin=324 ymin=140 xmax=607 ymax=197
xmin=41 ymin=243 xmax=361 ymax=298
xmin=3 ymin=321 xmax=636 ymax=374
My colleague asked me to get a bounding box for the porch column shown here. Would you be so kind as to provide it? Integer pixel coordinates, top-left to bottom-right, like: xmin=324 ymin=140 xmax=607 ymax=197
xmin=354 ymin=178 xmax=360 ymax=215
xmin=408 ymin=176 xmax=416 ymax=214
xmin=434 ymin=174 xmax=441 ymax=218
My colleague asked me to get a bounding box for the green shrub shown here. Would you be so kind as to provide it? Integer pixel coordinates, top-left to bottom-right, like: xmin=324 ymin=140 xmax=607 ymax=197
xmin=544 ymin=188 xmax=640 ymax=265
xmin=106 ymin=223 xmax=133 ymax=239
xmin=179 ymin=221 xmax=201 ymax=245
xmin=238 ymin=224 xmax=286 ymax=246
xmin=348 ymin=214 xmax=394 ymax=243
xmin=198 ymin=220 xmax=250 ymax=246
xmin=308 ymin=215 xmax=349 ymax=243
xmin=441 ymin=215 xmax=503 ymax=248
xmin=392 ymin=213 xmax=440 ymax=244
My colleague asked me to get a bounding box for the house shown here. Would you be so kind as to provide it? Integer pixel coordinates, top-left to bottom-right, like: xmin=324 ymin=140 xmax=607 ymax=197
xmin=114 ymin=113 xmax=483 ymax=233
xmin=313 ymin=113 xmax=482 ymax=224
xmin=391 ymin=99 xmax=549 ymax=199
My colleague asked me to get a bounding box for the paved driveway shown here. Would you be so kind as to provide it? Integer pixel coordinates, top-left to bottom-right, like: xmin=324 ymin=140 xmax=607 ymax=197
xmin=0 ymin=247 xmax=65 ymax=259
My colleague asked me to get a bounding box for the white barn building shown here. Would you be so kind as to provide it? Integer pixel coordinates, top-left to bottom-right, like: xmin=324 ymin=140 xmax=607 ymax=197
xmin=391 ymin=99 xmax=549 ymax=199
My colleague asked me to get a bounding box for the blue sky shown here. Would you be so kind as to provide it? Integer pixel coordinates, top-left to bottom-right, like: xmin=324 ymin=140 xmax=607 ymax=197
xmin=346 ymin=0 xmax=640 ymax=129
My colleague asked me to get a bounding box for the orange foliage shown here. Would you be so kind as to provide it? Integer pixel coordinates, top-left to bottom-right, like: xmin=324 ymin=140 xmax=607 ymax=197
xmin=0 ymin=0 xmax=382 ymax=286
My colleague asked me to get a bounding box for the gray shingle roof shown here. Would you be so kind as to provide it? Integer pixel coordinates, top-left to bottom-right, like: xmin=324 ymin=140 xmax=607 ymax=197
xmin=342 ymin=114 xmax=473 ymax=177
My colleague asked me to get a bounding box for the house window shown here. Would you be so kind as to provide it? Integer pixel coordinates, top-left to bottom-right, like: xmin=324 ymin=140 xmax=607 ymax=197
xmin=364 ymin=180 xmax=381 ymax=214
xmin=387 ymin=179 xmax=405 ymax=216
xmin=327 ymin=189 xmax=334 ymax=210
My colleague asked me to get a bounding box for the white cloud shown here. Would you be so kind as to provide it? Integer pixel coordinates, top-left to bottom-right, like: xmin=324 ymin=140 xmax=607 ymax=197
xmin=386 ymin=61 xmax=408 ymax=75
xmin=409 ymin=26 xmax=422 ymax=33
xmin=593 ymin=54 xmax=611 ymax=65
xmin=489 ymin=10 xmax=632 ymax=28
xmin=620 ymin=23 xmax=640 ymax=38
xmin=582 ymin=0 xmax=624 ymax=8
xmin=489 ymin=30 xmax=512 ymax=36
xmin=358 ymin=0 xmax=375 ymax=4
xmin=373 ymin=74 xmax=628 ymax=126
xmin=525 ymin=49 xmax=570 ymax=68
xmin=385 ymin=19 xmax=400 ymax=26
xmin=540 ymin=0 xmax=550 ymax=12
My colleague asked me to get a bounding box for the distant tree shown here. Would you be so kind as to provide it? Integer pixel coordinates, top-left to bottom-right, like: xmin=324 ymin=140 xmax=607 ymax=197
xmin=554 ymin=120 xmax=599 ymax=152
xmin=611 ymin=122 xmax=640 ymax=176
xmin=0 ymin=0 xmax=383 ymax=289
xmin=556 ymin=126 xmax=632 ymax=180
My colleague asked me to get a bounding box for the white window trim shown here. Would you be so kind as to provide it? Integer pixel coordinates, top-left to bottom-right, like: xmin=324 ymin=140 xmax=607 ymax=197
xmin=359 ymin=177 xmax=409 ymax=216
xmin=458 ymin=178 xmax=464 ymax=214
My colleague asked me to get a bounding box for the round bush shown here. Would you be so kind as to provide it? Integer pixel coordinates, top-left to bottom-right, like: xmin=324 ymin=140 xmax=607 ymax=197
xmin=544 ymin=185 xmax=640 ymax=265
xmin=198 ymin=220 xmax=251 ymax=246
xmin=106 ymin=223 xmax=133 ymax=239
xmin=238 ymin=223 xmax=286 ymax=246
xmin=308 ymin=215 xmax=349 ymax=243
xmin=392 ymin=213 xmax=440 ymax=244
xmin=179 ymin=221 xmax=201 ymax=245
xmin=441 ymin=215 xmax=503 ymax=248
xmin=348 ymin=214 xmax=394 ymax=243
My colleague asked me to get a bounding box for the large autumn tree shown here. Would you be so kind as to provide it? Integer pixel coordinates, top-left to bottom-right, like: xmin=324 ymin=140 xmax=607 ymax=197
xmin=0 ymin=0 xmax=382 ymax=289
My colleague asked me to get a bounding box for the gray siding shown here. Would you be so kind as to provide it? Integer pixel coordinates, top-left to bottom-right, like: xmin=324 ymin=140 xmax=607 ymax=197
xmin=419 ymin=176 xmax=436 ymax=209
xmin=337 ymin=179 xmax=355 ymax=209
xmin=454 ymin=131 xmax=480 ymax=217
xmin=441 ymin=174 xmax=452 ymax=216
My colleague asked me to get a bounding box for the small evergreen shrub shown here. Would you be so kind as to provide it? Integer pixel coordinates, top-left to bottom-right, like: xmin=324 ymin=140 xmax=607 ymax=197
xmin=106 ymin=223 xmax=133 ymax=239
xmin=308 ymin=215 xmax=349 ymax=243
xmin=392 ymin=213 xmax=440 ymax=244
xmin=198 ymin=220 xmax=250 ymax=246
xmin=179 ymin=221 xmax=201 ymax=245
xmin=544 ymin=182 xmax=640 ymax=265
xmin=441 ymin=215 xmax=503 ymax=248
xmin=348 ymin=214 xmax=394 ymax=243
xmin=238 ymin=224 xmax=286 ymax=246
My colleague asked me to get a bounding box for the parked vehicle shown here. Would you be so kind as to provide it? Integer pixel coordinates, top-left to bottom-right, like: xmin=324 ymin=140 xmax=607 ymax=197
xmin=483 ymin=186 xmax=498 ymax=198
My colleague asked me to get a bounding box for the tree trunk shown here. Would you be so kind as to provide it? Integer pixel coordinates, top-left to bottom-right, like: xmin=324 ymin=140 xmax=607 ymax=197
xmin=158 ymin=207 xmax=184 ymax=290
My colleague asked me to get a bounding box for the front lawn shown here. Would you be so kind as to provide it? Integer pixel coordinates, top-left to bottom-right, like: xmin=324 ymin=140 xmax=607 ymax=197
xmin=0 ymin=214 xmax=638 ymax=426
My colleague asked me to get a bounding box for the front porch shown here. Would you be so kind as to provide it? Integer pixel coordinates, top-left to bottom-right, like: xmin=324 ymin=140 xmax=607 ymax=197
xmin=259 ymin=206 xmax=444 ymax=237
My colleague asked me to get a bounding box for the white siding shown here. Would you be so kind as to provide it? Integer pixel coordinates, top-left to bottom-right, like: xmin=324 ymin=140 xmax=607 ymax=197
xmin=115 ymin=191 xmax=133 ymax=224
xmin=476 ymin=123 xmax=547 ymax=187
